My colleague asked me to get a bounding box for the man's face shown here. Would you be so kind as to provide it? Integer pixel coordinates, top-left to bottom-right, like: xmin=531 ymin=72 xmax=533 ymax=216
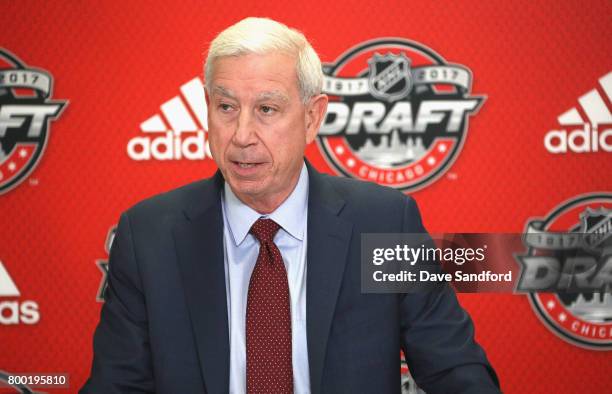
xmin=206 ymin=52 xmax=327 ymax=212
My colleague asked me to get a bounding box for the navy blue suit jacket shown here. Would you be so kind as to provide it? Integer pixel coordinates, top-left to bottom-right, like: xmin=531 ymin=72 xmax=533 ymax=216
xmin=81 ymin=163 xmax=500 ymax=393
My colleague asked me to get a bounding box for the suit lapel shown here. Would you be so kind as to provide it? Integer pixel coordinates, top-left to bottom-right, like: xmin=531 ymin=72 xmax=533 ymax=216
xmin=173 ymin=172 xmax=230 ymax=394
xmin=306 ymin=165 xmax=353 ymax=394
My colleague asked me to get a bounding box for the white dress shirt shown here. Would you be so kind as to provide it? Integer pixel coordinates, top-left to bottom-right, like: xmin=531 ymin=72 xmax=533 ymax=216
xmin=222 ymin=163 xmax=310 ymax=394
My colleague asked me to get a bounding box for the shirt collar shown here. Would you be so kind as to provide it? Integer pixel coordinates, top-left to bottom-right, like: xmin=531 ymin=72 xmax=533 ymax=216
xmin=223 ymin=162 xmax=309 ymax=246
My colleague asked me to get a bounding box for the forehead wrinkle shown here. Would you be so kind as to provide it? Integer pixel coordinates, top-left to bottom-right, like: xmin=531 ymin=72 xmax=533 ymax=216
xmin=211 ymin=85 xmax=236 ymax=99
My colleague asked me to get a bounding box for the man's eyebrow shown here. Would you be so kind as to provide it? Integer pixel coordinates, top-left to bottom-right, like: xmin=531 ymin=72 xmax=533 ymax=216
xmin=210 ymin=85 xmax=236 ymax=99
xmin=256 ymin=90 xmax=289 ymax=103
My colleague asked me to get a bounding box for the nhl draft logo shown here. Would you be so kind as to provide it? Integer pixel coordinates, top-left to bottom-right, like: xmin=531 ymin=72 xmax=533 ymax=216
xmin=318 ymin=39 xmax=484 ymax=191
xmin=516 ymin=193 xmax=612 ymax=349
xmin=0 ymin=49 xmax=66 ymax=194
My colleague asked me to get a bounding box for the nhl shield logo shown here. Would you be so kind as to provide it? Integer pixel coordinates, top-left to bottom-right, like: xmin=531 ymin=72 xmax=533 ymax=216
xmin=368 ymin=53 xmax=413 ymax=102
xmin=580 ymin=208 xmax=612 ymax=254
xmin=0 ymin=49 xmax=66 ymax=194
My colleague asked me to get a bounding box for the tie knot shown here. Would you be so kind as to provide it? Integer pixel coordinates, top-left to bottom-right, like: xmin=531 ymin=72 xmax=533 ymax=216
xmin=250 ymin=218 xmax=281 ymax=243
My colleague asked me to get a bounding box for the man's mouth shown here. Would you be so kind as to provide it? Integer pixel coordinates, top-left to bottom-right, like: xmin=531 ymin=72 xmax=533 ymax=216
xmin=232 ymin=161 xmax=263 ymax=169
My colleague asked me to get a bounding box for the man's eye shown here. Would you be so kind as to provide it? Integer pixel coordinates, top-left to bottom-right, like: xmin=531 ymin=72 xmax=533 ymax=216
xmin=260 ymin=105 xmax=276 ymax=115
xmin=219 ymin=103 xmax=233 ymax=112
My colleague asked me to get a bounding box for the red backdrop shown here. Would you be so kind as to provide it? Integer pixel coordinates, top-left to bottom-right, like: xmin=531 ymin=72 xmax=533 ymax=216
xmin=1 ymin=0 xmax=611 ymax=392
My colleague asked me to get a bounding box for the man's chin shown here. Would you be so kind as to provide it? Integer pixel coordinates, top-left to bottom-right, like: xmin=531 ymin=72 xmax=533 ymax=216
xmin=226 ymin=178 xmax=266 ymax=200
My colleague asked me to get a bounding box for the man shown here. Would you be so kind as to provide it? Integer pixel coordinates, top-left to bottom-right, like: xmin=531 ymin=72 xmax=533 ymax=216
xmin=82 ymin=17 xmax=500 ymax=394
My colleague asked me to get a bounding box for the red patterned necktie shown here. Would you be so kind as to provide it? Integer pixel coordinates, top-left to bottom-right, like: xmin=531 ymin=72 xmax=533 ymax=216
xmin=246 ymin=218 xmax=293 ymax=394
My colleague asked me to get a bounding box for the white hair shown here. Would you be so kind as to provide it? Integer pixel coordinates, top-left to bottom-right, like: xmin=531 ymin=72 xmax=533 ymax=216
xmin=204 ymin=17 xmax=323 ymax=103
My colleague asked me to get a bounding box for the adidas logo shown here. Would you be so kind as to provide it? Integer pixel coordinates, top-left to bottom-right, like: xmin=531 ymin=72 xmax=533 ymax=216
xmin=0 ymin=260 xmax=40 ymax=325
xmin=544 ymin=71 xmax=612 ymax=154
xmin=127 ymin=77 xmax=213 ymax=161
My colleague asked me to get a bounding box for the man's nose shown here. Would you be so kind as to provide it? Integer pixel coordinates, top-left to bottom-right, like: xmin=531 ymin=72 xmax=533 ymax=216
xmin=232 ymin=110 xmax=258 ymax=147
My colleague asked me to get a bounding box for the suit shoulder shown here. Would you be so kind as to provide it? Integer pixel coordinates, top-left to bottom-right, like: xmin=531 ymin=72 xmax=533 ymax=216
xmin=320 ymin=174 xmax=426 ymax=232
xmin=124 ymin=177 xmax=216 ymax=220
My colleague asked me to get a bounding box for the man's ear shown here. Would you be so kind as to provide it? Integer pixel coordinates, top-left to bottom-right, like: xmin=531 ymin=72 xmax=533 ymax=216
xmin=305 ymin=94 xmax=329 ymax=144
